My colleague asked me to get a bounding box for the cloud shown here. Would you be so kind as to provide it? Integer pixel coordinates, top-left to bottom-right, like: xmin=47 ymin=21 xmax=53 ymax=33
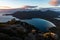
xmin=0 ymin=6 xmax=11 ymax=9
xmin=21 ymin=5 xmax=37 ymax=9
xmin=49 ymin=0 xmax=60 ymax=6
xmin=24 ymin=6 xmax=37 ymax=8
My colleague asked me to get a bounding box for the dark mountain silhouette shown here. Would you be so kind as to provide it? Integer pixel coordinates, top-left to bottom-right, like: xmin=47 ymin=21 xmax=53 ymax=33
xmin=8 ymin=10 xmax=60 ymax=20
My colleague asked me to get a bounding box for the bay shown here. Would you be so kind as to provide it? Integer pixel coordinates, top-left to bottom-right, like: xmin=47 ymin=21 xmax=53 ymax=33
xmin=0 ymin=13 xmax=19 ymax=22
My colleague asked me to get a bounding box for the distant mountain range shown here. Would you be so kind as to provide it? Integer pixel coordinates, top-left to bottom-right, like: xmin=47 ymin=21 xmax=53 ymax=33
xmin=40 ymin=7 xmax=60 ymax=12
xmin=0 ymin=7 xmax=60 ymax=14
xmin=5 ymin=10 xmax=60 ymax=20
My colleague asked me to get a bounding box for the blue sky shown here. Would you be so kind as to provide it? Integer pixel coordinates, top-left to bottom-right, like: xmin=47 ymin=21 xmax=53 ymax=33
xmin=0 ymin=0 xmax=55 ymax=8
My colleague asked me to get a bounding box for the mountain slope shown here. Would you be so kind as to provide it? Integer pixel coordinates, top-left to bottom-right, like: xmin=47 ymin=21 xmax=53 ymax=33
xmin=10 ymin=10 xmax=60 ymax=20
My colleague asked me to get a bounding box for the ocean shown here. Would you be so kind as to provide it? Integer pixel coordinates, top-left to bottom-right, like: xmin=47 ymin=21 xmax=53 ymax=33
xmin=0 ymin=13 xmax=19 ymax=22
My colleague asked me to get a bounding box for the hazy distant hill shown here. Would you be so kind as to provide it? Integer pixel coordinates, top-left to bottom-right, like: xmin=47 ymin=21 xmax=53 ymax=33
xmin=0 ymin=8 xmax=37 ymax=13
xmin=0 ymin=7 xmax=60 ymax=13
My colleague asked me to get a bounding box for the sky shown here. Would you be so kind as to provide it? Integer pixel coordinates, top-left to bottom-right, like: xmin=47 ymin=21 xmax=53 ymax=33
xmin=0 ymin=0 xmax=60 ymax=9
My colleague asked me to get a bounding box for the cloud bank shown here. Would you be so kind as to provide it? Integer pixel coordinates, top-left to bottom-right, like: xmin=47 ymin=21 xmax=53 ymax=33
xmin=21 ymin=6 xmax=37 ymax=9
xmin=49 ymin=0 xmax=60 ymax=6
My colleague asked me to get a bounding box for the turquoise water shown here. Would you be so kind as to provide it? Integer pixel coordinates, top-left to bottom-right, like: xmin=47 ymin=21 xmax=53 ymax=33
xmin=21 ymin=18 xmax=56 ymax=32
